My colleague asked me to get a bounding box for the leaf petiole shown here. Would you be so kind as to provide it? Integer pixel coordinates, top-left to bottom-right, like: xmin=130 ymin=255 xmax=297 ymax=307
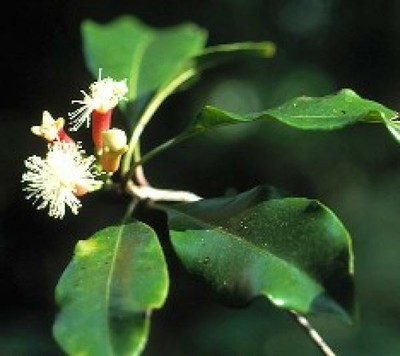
xmin=121 ymin=68 xmax=197 ymax=177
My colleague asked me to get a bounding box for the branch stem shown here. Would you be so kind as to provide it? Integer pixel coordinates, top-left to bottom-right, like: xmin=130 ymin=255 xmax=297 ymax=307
xmin=290 ymin=311 xmax=336 ymax=356
xmin=121 ymin=68 xmax=196 ymax=177
xmin=124 ymin=131 xmax=197 ymax=181
xmin=132 ymin=143 xmax=150 ymax=186
xmin=125 ymin=180 xmax=201 ymax=202
xmin=120 ymin=197 xmax=140 ymax=225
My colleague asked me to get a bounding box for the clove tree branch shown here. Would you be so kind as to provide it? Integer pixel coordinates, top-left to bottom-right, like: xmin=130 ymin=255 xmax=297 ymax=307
xmin=290 ymin=311 xmax=336 ymax=356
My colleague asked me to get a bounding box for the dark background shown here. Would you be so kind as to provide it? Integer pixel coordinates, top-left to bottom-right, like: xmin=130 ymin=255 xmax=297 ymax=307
xmin=2 ymin=0 xmax=400 ymax=355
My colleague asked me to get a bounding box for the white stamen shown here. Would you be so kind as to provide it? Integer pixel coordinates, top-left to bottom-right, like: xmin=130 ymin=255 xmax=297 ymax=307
xmin=21 ymin=142 xmax=102 ymax=219
xmin=68 ymin=69 xmax=128 ymax=131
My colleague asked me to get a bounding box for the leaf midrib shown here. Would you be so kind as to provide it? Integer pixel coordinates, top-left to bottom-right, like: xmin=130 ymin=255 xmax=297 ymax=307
xmin=104 ymin=223 xmax=128 ymax=355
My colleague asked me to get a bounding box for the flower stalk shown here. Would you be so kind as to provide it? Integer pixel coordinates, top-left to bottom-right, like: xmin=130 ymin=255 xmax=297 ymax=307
xmin=121 ymin=68 xmax=196 ymax=177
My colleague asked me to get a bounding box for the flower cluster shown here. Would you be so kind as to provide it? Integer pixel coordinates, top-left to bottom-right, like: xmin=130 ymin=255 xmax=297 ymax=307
xmin=22 ymin=70 xmax=129 ymax=219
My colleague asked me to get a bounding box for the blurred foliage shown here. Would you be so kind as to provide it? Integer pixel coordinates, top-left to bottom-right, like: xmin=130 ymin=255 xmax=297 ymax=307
xmin=2 ymin=0 xmax=400 ymax=355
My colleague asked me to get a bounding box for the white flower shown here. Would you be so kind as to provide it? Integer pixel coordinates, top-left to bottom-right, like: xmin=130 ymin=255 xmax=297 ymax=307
xmin=21 ymin=142 xmax=103 ymax=219
xmin=68 ymin=69 xmax=128 ymax=131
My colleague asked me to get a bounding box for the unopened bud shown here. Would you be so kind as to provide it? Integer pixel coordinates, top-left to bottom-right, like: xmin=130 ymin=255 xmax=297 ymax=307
xmin=100 ymin=128 xmax=128 ymax=173
xmin=31 ymin=111 xmax=74 ymax=143
xmin=102 ymin=128 xmax=128 ymax=152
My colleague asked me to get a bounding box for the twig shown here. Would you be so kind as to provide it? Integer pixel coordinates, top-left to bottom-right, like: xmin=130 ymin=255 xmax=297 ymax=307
xmin=122 ymin=68 xmax=196 ymax=175
xmin=120 ymin=197 xmax=140 ymax=224
xmin=290 ymin=311 xmax=336 ymax=356
xmin=134 ymin=165 xmax=150 ymax=186
xmin=125 ymin=180 xmax=202 ymax=202
xmin=131 ymin=142 xmax=150 ymax=187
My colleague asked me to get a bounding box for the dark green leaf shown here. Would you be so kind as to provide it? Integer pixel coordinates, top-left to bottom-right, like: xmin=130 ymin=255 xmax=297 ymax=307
xmin=191 ymin=88 xmax=396 ymax=132
xmin=166 ymin=185 xmax=355 ymax=323
xmin=53 ymin=221 xmax=169 ymax=356
xmin=81 ymin=15 xmax=207 ymax=102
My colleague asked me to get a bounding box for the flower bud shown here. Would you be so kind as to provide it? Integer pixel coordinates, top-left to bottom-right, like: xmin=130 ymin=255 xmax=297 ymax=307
xmin=31 ymin=110 xmax=74 ymax=143
xmin=99 ymin=128 xmax=128 ymax=173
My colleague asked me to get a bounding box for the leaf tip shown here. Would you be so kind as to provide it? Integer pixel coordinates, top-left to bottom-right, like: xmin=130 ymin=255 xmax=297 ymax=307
xmin=260 ymin=41 xmax=277 ymax=58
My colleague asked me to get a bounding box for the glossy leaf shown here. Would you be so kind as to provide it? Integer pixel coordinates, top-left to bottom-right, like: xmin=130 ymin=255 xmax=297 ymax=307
xmin=166 ymin=185 xmax=355 ymax=323
xmin=190 ymin=88 xmax=397 ymax=133
xmin=53 ymin=221 xmax=169 ymax=356
xmin=81 ymin=15 xmax=207 ymax=102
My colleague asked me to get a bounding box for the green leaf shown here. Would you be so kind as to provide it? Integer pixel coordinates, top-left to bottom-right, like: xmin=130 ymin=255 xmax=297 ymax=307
xmin=82 ymin=16 xmax=277 ymax=110
xmin=81 ymin=15 xmax=207 ymax=102
xmin=191 ymin=88 xmax=397 ymax=132
xmin=53 ymin=221 xmax=169 ymax=356
xmin=166 ymin=185 xmax=355 ymax=323
xmin=136 ymin=88 xmax=397 ymax=167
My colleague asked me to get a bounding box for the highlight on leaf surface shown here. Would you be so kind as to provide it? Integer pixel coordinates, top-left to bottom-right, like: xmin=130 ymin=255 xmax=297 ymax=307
xmin=165 ymin=185 xmax=355 ymax=324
